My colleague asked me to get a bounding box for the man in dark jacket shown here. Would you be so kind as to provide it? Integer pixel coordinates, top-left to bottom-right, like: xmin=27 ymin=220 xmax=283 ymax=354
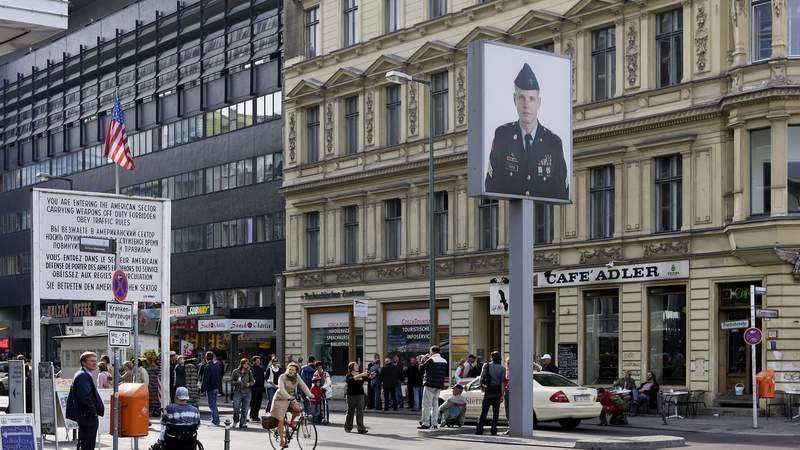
xmin=200 ymin=351 xmax=223 ymax=425
xmin=66 ymin=351 xmax=104 ymax=450
xmin=366 ymin=354 xmax=381 ymax=409
xmin=169 ymin=351 xmax=178 ymax=403
xmin=541 ymin=354 xmax=559 ymax=374
xmin=418 ymin=346 xmax=448 ymax=429
xmin=299 ymin=356 xmax=316 ymax=413
xmin=249 ymin=356 xmax=266 ymax=421
xmin=406 ymin=357 xmax=423 ymax=410
xmin=379 ymin=358 xmax=401 ymax=411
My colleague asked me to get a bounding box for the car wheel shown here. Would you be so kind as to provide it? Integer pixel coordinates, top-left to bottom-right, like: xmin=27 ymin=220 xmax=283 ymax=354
xmin=558 ymin=418 xmax=581 ymax=430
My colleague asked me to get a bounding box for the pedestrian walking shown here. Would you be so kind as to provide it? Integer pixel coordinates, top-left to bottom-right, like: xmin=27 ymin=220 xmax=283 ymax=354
xmin=366 ymin=354 xmax=381 ymax=409
xmin=120 ymin=361 xmax=134 ymax=384
xmin=269 ymin=362 xmax=314 ymax=448
xmin=265 ymin=357 xmax=284 ymax=413
xmin=314 ymin=361 xmax=332 ymax=424
xmin=417 ymin=346 xmax=448 ymax=429
xmin=249 ymin=356 xmax=266 ymax=421
xmin=174 ymin=356 xmax=187 ymax=390
xmin=231 ymin=358 xmax=254 ymax=428
xmin=200 ymin=351 xmax=223 ymax=426
xmin=475 ymin=351 xmax=505 ymax=436
xmin=66 ymin=352 xmax=104 ymax=450
xmin=406 ymin=356 xmax=423 ymax=411
xmin=184 ymin=357 xmax=200 ymax=407
xmin=299 ymin=356 xmax=316 ymax=413
xmin=344 ymin=362 xmax=369 ymax=434
xmin=368 ymin=357 xmax=382 ymax=410
xmin=379 ymin=357 xmax=401 ymax=411
xmin=135 ymin=358 xmax=149 ymax=385
xmin=96 ymin=362 xmax=111 ymax=389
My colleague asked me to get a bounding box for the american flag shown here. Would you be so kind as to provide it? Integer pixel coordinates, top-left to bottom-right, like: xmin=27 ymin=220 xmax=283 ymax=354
xmin=103 ymin=96 xmax=135 ymax=170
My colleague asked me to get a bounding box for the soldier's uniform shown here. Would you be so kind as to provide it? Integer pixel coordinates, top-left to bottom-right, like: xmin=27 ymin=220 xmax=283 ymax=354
xmin=484 ymin=64 xmax=569 ymax=200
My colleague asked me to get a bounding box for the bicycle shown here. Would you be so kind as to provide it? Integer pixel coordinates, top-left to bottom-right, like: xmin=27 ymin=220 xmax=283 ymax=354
xmin=266 ymin=410 xmax=317 ymax=450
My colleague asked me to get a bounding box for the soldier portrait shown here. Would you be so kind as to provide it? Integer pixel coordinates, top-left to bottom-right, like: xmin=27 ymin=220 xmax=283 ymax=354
xmin=484 ymin=63 xmax=570 ymax=201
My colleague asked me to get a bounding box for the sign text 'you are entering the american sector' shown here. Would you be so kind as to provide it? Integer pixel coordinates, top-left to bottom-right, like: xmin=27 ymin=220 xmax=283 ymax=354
xmin=34 ymin=189 xmax=166 ymax=302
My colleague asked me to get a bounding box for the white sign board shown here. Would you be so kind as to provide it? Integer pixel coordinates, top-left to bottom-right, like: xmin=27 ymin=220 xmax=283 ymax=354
xmin=353 ymin=298 xmax=368 ymax=318
xmin=36 ymin=363 xmax=56 ymax=435
xmin=108 ymin=330 xmax=131 ymax=347
xmin=198 ymin=319 xmax=274 ymax=332
xmin=170 ymin=305 xmax=187 ymax=317
xmin=105 ymin=302 xmax=133 ymax=329
xmin=489 ymin=285 xmax=510 ymax=315
xmin=721 ymin=319 xmax=751 ymax=330
xmin=33 ymin=189 xmax=166 ymax=302
xmin=536 ymin=261 xmax=689 ymax=288
xmin=7 ymin=360 xmax=25 ymax=414
xmin=467 ymin=40 xmax=572 ymax=203
xmin=0 ymin=414 xmax=36 ymax=450
xmin=82 ymin=316 xmax=106 ymax=335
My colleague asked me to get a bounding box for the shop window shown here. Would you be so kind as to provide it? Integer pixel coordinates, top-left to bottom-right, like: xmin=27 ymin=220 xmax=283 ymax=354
xmin=584 ymin=290 xmax=619 ymax=384
xmin=655 ymin=154 xmax=682 ymax=232
xmin=385 ymin=307 xmax=449 ymax=366
xmin=750 ymin=128 xmax=771 ymax=215
xmin=648 ymin=286 xmax=686 ymax=386
xmin=310 ymin=312 xmax=351 ymax=379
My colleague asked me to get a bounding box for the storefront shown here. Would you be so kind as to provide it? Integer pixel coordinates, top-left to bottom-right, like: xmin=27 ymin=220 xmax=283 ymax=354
xmin=384 ymin=304 xmax=449 ymax=365
xmin=308 ymin=308 xmax=360 ymax=380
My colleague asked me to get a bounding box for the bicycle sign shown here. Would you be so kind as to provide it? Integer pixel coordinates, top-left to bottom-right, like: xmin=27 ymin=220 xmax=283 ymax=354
xmin=112 ymin=270 xmax=128 ymax=302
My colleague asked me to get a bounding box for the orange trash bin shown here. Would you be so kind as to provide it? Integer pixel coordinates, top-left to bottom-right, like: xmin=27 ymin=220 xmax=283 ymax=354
xmin=110 ymin=383 xmax=150 ymax=437
xmin=756 ymin=369 xmax=776 ymax=399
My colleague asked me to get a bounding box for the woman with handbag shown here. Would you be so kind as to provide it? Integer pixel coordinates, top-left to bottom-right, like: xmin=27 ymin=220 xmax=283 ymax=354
xmin=475 ymin=351 xmax=505 ymax=435
xmin=269 ymin=362 xmax=314 ymax=448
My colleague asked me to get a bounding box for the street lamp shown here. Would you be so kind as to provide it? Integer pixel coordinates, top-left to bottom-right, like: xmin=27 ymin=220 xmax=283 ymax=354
xmin=36 ymin=172 xmax=74 ymax=190
xmin=386 ymin=70 xmax=437 ymax=348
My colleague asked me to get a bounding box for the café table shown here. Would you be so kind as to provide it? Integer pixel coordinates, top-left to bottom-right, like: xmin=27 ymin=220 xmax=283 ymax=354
xmin=784 ymin=390 xmax=800 ymax=421
xmin=661 ymin=390 xmax=689 ymax=419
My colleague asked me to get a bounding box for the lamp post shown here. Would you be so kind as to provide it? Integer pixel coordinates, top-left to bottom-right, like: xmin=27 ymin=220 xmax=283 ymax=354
xmin=386 ymin=70 xmax=437 ymax=348
xmin=36 ymin=172 xmax=74 ymax=190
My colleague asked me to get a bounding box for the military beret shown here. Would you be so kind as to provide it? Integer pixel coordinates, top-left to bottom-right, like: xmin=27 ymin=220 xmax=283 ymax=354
xmin=514 ymin=63 xmax=539 ymax=91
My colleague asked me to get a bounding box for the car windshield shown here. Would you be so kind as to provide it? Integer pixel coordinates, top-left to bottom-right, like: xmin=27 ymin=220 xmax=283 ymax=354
xmin=534 ymin=373 xmax=578 ymax=387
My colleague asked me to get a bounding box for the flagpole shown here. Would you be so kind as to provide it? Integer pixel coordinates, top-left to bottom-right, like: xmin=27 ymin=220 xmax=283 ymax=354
xmin=115 ymin=165 xmax=119 ymax=194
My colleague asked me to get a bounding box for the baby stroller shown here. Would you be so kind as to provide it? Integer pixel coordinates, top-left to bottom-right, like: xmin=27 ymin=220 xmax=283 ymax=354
xmin=442 ymin=404 xmax=466 ymax=427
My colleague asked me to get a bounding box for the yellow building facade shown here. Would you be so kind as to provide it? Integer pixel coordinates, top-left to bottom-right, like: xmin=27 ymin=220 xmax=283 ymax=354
xmin=281 ymin=0 xmax=800 ymax=405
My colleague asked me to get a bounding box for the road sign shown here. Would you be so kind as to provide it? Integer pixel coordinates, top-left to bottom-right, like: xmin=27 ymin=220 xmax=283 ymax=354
xmin=7 ymin=361 xmax=25 ymax=414
xmin=112 ymin=270 xmax=128 ymax=302
xmin=0 ymin=414 xmax=36 ymax=450
xmin=754 ymin=286 xmax=767 ymax=295
xmin=108 ymin=330 xmax=131 ymax=348
xmin=756 ymin=308 xmax=779 ymax=319
xmin=721 ymin=319 xmax=750 ymax=330
xmin=105 ymin=302 xmax=133 ymax=329
xmin=744 ymin=327 xmax=763 ymax=346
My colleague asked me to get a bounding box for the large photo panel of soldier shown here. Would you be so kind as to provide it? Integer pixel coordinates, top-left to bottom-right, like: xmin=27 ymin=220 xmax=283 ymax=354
xmin=467 ymin=40 xmax=572 ymax=203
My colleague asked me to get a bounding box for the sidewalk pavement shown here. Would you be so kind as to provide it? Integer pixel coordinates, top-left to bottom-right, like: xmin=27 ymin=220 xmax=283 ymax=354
xmin=421 ymin=427 xmax=685 ymax=449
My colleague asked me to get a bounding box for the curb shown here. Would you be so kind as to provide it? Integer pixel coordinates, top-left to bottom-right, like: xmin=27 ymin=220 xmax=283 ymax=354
xmin=419 ymin=427 xmax=686 ymax=449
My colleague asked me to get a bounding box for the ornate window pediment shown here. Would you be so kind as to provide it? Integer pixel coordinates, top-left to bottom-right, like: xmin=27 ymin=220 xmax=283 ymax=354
xmin=507 ymin=10 xmax=564 ymax=35
xmin=323 ymin=67 xmax=364 ymax=89
xmin=287 ymin=78 xmax=324 ymax=99
xmin=456 ymin=26 xmax=508 ymax=49
xmin=407 ymin=40 xmax=456 ymax=65
xmin=364 ymin=54 xmax=407 ymax=78
xmin=565 ymin=0 xmax=619 ymax=18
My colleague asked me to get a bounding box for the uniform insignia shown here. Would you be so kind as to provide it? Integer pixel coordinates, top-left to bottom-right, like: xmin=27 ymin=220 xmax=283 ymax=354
xmin=513 ymin=134 xmax=517 ymax=140
xmin=505 ymin=162 xmax=519 ymax=172
xmin=506 ymin=154 xmax=519 ymax=163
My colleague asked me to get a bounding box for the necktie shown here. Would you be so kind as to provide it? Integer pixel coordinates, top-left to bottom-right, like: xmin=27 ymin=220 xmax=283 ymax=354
xmin=525 ymin=134 xmax=534 ymax=152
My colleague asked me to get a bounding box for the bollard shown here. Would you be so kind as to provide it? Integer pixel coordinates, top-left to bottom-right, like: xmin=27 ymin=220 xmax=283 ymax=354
xmin=224 ymin=419 xmax=231 ymax=450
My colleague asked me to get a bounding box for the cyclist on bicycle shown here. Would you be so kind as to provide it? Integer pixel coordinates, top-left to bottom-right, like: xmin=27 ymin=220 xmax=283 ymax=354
xmin=160 ymin=387 xmax=201 ymax=450
xmin=268 ymin=362 xmax=314 ymax=449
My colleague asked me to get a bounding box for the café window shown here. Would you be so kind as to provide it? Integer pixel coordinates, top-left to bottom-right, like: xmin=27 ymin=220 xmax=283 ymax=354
xmin=310 ymin=312 xmax=351 ymax=379
xmin=385 ymin=307 xmax=449 ymax=366
xmin=584 ymin=290 xmax=619 ymax=385
xmin=648 ymin=286 xmax=687 ymax=386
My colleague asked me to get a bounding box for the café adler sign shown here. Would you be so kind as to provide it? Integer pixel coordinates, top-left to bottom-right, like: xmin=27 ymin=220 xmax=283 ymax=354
xmin=537 ymin=260 xmax=689 ymax=288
